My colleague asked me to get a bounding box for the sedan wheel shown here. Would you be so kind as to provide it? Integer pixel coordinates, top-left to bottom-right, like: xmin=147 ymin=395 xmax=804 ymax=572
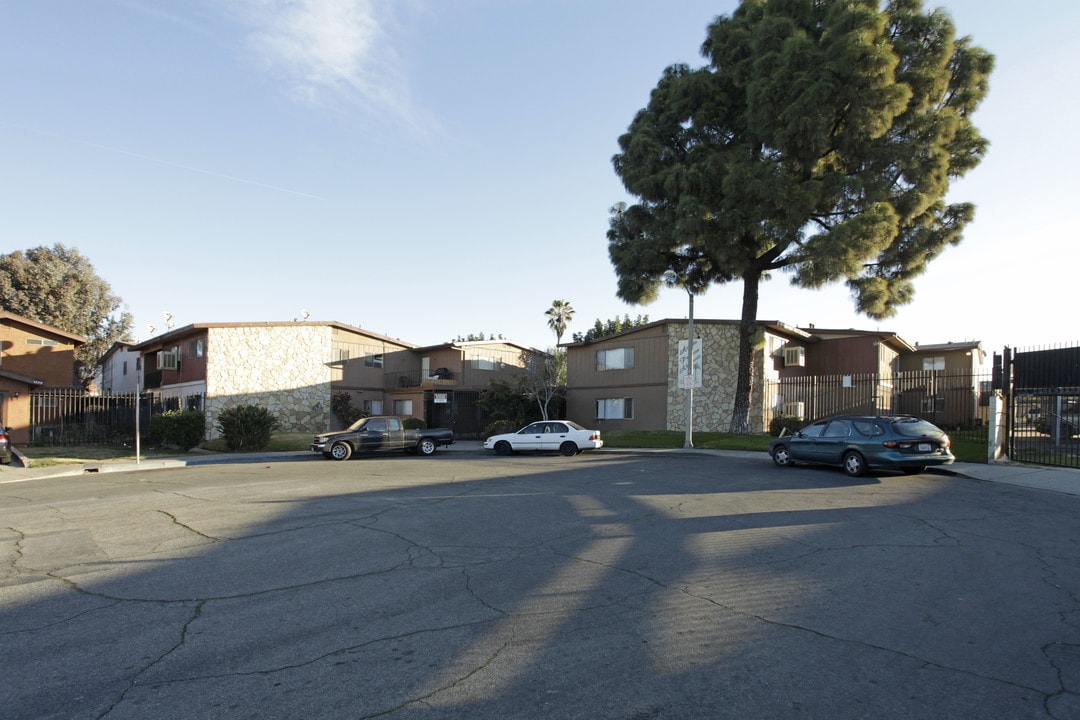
xmin=771 ymin=445 xmax=793 ymax=467
xmin=560 ymin=441 xmax=578 ymax=457
xmin=494 ymin=440 xmax=512 ymax=456
xmin=842 ymin=451 xmax=866 ymax=477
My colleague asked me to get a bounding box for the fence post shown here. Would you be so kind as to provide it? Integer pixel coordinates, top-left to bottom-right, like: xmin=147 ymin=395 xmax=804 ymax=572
xmin=988 ymin=390 xmax=1007 ymax=463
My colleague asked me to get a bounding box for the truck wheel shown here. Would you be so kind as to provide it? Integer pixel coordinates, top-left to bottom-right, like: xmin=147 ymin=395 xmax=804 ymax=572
xmin=417 ymin=438 xmax=437 ymax=456
xmin=560 ymin=441 xmax=578 ymax=457
xmin=330 ymin=441 xmax=352 ymax=461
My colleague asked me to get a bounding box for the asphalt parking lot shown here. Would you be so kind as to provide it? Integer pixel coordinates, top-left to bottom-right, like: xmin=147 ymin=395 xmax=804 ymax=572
xmin=2 ymin=449 xmax=1079 ymax=719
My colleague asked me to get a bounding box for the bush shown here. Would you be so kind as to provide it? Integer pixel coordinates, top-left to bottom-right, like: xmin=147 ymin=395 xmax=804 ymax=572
xmin=481 ymin=420 xmax=519 ymax=438
xmin=215 ymin=405 xmax=279 ymax=451
xmin=402 ymin=416 xmax=427 ymax=430
xmin=769 ymin=414 xmax=804 ymax=437
xmin=331 ymin=391 xmax=365 ymax=427
xmin=149 ymin=410 xmax=206 ymax=451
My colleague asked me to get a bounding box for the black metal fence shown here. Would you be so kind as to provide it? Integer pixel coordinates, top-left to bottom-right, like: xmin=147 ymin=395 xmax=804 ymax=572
xmin=763 ymin=369 xmax=993 ymax=449
xmin=1004 ymin=345 xmax=1080 ymax=468
xmin=28 ymin=388 xmax=204 ymax=446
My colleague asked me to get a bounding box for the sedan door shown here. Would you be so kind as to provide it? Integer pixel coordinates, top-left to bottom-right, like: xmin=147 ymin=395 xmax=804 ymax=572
xmin=788 ymin=420 xmax=829 ymax=461
xmin=539 ymin=422 xmax=571 ymax=452
xmin=809 ymin=419 xmax=853 ymax=464
xmin=513 ymin=423 xmax=547 ymax=452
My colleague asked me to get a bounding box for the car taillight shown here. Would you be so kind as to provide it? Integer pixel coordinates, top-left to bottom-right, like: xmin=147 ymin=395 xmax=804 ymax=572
xmin=590 ymin=433 xmax=600 ymax=441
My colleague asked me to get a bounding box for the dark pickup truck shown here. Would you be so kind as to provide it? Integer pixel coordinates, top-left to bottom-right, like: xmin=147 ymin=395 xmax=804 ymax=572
xmin=311 ymin=416 xmax=454 ymax=460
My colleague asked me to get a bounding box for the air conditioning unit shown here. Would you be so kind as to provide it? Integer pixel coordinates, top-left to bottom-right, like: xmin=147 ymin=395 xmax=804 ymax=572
xmin=781 ymin=401 xmax=805 ymax=419
xmin=783 ymin=346 xmax=805 ymax=367
xmin=157 ymin=350 xmax=179 ymax=371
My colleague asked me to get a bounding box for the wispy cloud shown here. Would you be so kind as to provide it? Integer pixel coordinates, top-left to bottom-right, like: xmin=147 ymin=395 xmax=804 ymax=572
xmin=241 ymin=0 xmax=431 ymax=131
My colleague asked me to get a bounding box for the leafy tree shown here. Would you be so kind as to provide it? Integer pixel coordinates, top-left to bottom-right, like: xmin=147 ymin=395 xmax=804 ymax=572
xmin=521 ymin=350 xmax=566 ymax=421
xmin=0 ymin=244 xmax=133 ymax=385
xmin=455 ymin=332 xmax=505 ymax=342
xmin=545 ymin=300 xmax=575 ymax=345
xmin=571 ymin=314 xmax=650 ymax=343
xmin=608 ymin=0 xmax=993 ymax=433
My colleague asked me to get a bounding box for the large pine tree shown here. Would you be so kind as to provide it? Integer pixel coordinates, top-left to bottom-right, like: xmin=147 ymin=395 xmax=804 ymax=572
xmin=608 ymin=0 xmax=993 ymax=432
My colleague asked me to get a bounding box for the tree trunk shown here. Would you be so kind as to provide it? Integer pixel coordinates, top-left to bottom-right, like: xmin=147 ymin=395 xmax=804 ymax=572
xmin=729 ymin=270 xmax=761 ymax=434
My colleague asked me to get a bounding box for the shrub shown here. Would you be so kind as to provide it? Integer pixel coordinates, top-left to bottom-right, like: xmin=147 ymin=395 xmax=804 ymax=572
xmin=331 ymin=391 xmax=365 ymax=427
xmin=149 ymin=410 xmax=206 ymax=451
xmin=481 ymin=420 xmax=519 ymax=438
xmin=770 ymin=414 xmax=804 ymax=437
xmin=215 ymin=405 xmax=279 ymax=451
xmin=402 ymin=416 xmax=427 ymax=430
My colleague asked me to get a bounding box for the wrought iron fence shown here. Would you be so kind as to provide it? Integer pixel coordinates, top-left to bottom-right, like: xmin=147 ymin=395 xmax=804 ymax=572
xmin=763 ymin=369 xmax=993 ymax=450
xmin=1005 ymin=344 xmax=1080 ymax=469
xmin=28 ymin=388 xmax=204 ymax=446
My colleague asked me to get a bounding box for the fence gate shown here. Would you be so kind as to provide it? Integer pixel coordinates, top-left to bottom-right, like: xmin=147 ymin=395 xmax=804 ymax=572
xmin=29 ymin=388 xmax=204 ymax=446
xmin=1004 ymin=345 xmax=1080 ymax=469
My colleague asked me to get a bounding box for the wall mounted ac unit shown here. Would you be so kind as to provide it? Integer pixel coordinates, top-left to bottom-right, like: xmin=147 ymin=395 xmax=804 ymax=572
xmin=157 ymin=350 xmax=179 ymax=371
xmin=783 ymin=346 xmax=805 ymax=367
xmin=781 ymin=401 xmax=805 ymax=419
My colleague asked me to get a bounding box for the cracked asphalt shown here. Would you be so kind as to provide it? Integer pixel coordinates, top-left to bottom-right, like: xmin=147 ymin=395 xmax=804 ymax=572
xmin=2 ymin=449 xmax=1079 ymax=719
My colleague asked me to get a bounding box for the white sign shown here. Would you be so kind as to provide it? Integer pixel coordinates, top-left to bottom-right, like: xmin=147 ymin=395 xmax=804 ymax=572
xmin=434 ymin=393 xmax=448 ymax=404
xmin=677 ymin=338 xmax=702 ymax=389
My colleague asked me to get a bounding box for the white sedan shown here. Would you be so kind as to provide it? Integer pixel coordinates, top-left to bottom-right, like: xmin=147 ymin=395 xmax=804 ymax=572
xmin=483 ymin=420 xmax=603 ymax=456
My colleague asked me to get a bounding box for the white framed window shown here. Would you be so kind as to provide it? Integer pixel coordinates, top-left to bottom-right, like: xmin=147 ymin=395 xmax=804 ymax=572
xmin=26 ymin=338 xmax=59 ymax=347
xmin=596 ymin=397 xmax=634 ymax=419
xmin=922 ymin=356 xmax=945 ymax=371
xmin=364 ymin=353 xmax=383 ymax=368
xmin=596 ymin=347 xmax=634 ymax=371
xmin=189 ymin=339 xmax=204 ymax=358
xmin=364 ymin=399 xmax=384 ymax=415
xmin=473 ymin=356 xmax=496 ymax=370
xmin=393 ymin=399 xmax=413 ymax=416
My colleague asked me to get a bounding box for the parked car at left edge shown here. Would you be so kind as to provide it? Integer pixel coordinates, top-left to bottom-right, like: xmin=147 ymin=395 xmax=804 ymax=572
xmin=769 ymin=414 xmax=954 ymax=477
xmin=483 ymin=420 xmax=603 ymax=456
xmin=0 ymin=427 xmax=11 ymax=465
xmin=311 ymin=416 xmax=454 ymax=460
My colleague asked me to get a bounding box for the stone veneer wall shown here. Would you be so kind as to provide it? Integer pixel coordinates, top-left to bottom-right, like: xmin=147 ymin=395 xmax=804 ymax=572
xmin=204 ymin=325 xmax=334 ymax=439
xmin=665 ymin=323 xmax=767 ymax=433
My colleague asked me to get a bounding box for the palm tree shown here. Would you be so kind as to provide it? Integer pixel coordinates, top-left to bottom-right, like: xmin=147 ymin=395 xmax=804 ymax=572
xmin=545 ymin=300 xmax=575 ymax=345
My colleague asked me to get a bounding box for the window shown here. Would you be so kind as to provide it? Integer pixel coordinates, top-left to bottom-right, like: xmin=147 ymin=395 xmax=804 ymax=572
xmin=822 ymin=420 xmax=851 ymax=438
xmin=364 ymin=353 xmax=383 ymax=368
xmin=333 ymin=348 xmax=351 ymax=363
xmin=122 ymin=360 xmax=128 ymax=376
xmin=26 ymin=338 xmax=59 ymax=347
xmin=922 ymin=356 xmax=945 ymax=371
xmin=189 ymin=339 xmax=204 ymax=358
xmin=596 ymin=348 xmax=634 ymax=371
xmin=368 ymin=418 xmax=387 ymax=432
xmin=393 ymin=399 xmax=413 ymax=416
xmin=473 ymin=356 xmax=496 ymax=370
xmin=596 ymin=397 xmax=633 ymax=419
xmin=363 ymin=399 xmax=383 ymax=415
xmin=922 ymin=396 xmax=946 ymax=413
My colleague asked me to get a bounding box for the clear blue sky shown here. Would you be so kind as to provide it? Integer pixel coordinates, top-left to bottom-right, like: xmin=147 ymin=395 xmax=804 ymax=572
xmin=2 ymin=1 xmax=1075 ymax=357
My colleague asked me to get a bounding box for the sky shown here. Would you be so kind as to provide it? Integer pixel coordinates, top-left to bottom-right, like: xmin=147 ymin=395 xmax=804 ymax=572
xmin=2 ymin=0 xmax=1076 ymax=360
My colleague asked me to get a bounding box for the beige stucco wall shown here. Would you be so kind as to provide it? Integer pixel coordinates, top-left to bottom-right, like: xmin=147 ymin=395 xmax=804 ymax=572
xmin=204 ymin=325 xmax=334 ymax=438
